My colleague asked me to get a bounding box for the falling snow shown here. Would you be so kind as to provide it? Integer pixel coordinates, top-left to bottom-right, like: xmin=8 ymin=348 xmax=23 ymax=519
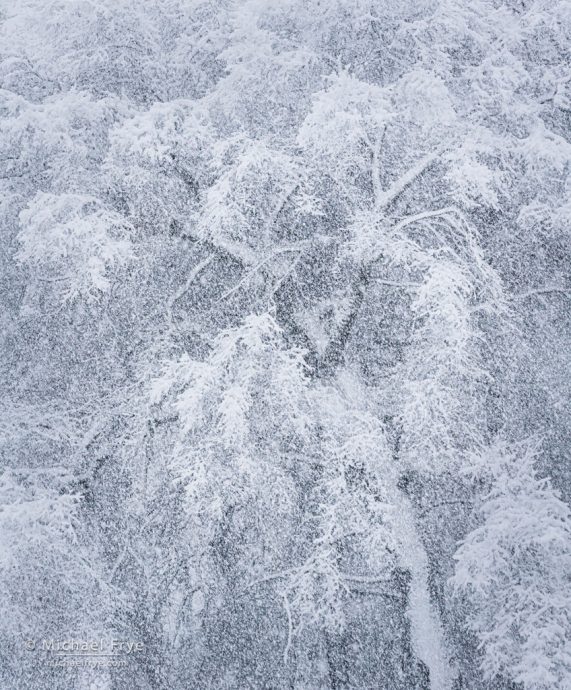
xmin=1 ymin=1 xmax=571 ymax=689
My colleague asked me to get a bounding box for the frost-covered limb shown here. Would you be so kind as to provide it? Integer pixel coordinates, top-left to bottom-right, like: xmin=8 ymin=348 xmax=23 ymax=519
xmin=375 ymin=149 xmax=445 ymax=211
xmin=219 ymin=244 xmax=309 ymax=301
xmin=168 ymin=254 xmax=215 ymax=316
xmin=511 ymin=286 xmax=571 ymax=300
xmin=396 ymin=493 xmax=454 ymax=690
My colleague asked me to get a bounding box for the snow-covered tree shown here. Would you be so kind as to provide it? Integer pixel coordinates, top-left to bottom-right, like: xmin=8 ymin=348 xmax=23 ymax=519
xmin=1 ymin=0 xmax=570 ymax=688
xmin=453 ymin=440 xmax=571 ymax=689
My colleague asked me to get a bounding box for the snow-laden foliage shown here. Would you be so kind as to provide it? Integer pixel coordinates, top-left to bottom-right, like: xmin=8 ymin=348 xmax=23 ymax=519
xmin=1 ymin=0 xmax=570 ymax=688
xmin=17 ymin=192 xmax=135 ymax=302
xmin=453 ymin=440 xmax=571 ymax=689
